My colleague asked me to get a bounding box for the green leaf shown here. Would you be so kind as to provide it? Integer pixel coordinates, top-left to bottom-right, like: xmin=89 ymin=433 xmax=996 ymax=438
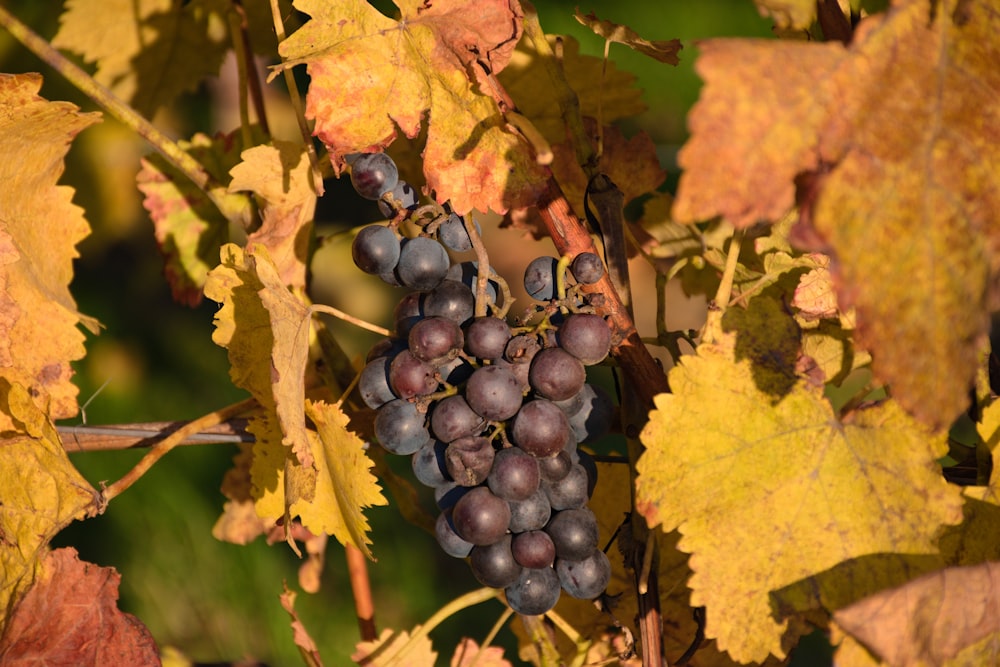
xmin=635 ymin=331 xmax=964 ymax=662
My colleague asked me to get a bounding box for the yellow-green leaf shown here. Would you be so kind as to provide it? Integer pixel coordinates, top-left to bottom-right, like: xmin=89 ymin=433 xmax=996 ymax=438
xmin=635 ymin=332 xmax=964 ymax=662
xmin=0 ymin=73 xmax=100 ymax=422
xmin=351 ymin=628 xmax=437 ymax=666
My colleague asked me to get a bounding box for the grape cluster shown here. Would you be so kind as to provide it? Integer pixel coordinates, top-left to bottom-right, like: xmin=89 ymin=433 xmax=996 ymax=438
xmin=349 ymin=152 xmax=616 ymax=615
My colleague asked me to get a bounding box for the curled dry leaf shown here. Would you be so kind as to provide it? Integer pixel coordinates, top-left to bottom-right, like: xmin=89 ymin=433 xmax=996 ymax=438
xmin=280 ymin=583 xmax=324 ymax=667
xmin=574 ymin=10 xmax=682 ymax=64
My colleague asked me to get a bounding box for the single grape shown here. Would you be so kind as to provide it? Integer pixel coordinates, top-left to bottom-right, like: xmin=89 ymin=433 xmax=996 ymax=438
xmin=557 ymin=313 xmax=612 ymax=365
xmin=523 ymin=256 xmax=559 ymax=301
xmin=352 ymin=225 xmax=400 ymax=275
xmin=487 ymin=446 xmax=540 ymax=502
xmin=470 ymin=535 xmax=522 ymax=588
xmin=392 ymin=291 xmax=424 ymax=337
xmin=504 ymin=334 xmax=541 ymax=365
xmin=408 ymin=316 xmax=464 ymax=364
xmin=396 ymin=237 xmax=450 ymax=290
xmin=464 ymin=316 xmax=511 ymax=361
xmin=389 ymin=350 xmax=438 ymax=399
xmin=350 ymin=153 xmax=399 ymax=200
xmin=412 ymin=439 xmax=451 ymax=487
xmin=378 ymin=180 xmax=419 ymax=217
xmin=423 ymin=279 xmax=476 ymax=326
xmin=358 ymin=356 xmax=396 ymax=409
xmin=545 ymin=508 xmax=599 ymax=561
xmin=465 ymin=366 xmax=523 ymax=421
xmin=495 ymin=358 xmax=531 ymax=393
xmin=451 ymin=486 xmax=511 ymax=545
xmin=507 ymin=488 xmax=552 ymax=533
xmin=542 ymin=463 xmax=590 ymax=510
xmin=557 ymin=549 xmax=611 ymax=599
xmin=538 ymin=450 xmax=573 ymax=483
xmin=446 ymin=262 xmax=500 ymax=305
xmin=435 ymin=510 xmax=473 ymax=558
xmin=504 ymin=566 xmax=561 ymax=616
xmin=511 ymin=530 xmax=556 ymax=569
xmin=374 ymin=399 xmax=430 ymax=455
xmin=437 ymin=213 xmax=481 ymax=252
xmin=568 ymin=384 xmax=615 ymax=444
xmin=511 ymin=399 xmax=571 ymax=458
xmin=445 ymin=435 xmax=495 ymax=486
xmin=570 ymin=252 xmax=604 ymax=284
xmin=430 ymin=395 xmax=485 ymax=443
xmin=528 ymin=347 xmax=586 ymax=401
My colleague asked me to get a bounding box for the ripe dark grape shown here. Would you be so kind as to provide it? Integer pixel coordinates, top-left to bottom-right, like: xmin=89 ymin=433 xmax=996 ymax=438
xmin=358 ymin=356 xmax=396 ymax=409
xmin=524 ymin=256 xmax=559 ymax=301
xmin=504 ymin=334 xmax=541 ymax=365
xmin=507 ymin=488 xmax=552 ymax=533
xmin=568 ymin=384 xmax=615 ymax=444
xmin=557 ymin=549 xmax=611 ymax=599
xmin=350 ymin=153 xmax=399 ymax=200
xmin=437 ymin=213 xmax=480 ymax=252
xmin=423 ymin=279 xmax=475 ymax=325
xmin=504 ymin=566 xmax=560 ymax=616
xmin=528 ymin=347 xmax=586 ymax=401
xmin=451 ymin=486 xmax=511 ymax=545
xmin=470 ymin=535 xmax=522 ymax=588
xmin=412 ymin=439 xmax=451 ymax=487
xmin=352 ymin=225 xmax=400 ymax=275
xmin=464 ymin=316 xmax=511 ymax=360
xmin=487 ymin=446 xmax=540 ymax=502
xmin=511 ymin=399 xmax=570 ymax=458
xmin=570 ymin=252 xmax=604 ymax=284
xmin=545 ymin=508 xmax=599 ymax=561
xmin=465 ymin=365 xmax=523 ymax=421
xmin=389 ymin=350 xmax=438 ymax=399
xmin=538 ymin=450 xmax=573 ymax=483
xmin=374 ymin=399 xmax=430 ymax=455
xmin=543 ymin=463 xmax=590 ymax=510
xmin=392 ymin=291 xmax=424 ymax=337
xmin=558 ymin=313 xmax=612 ymax=365
xmin=378 ymin=180 xmax=419 ymax=217
xmin=397 ymin=237 xmax=450 ymax=290
xmin=430 ymin=395 xmax=485 ymax=443
xmin=445 ymin=435 xmax=495 ymax=486
xmin=511 ymin=530 xmax=556 ymax=569
xmin=408 ymin=316 xmax=463 ymax=363
xmin=435 ymin=510 xmax=473 ymax=558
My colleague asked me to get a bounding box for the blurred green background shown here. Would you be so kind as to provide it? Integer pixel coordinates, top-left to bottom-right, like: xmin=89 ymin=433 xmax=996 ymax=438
xmin=0 ymin=1 xmax=790 ymax=665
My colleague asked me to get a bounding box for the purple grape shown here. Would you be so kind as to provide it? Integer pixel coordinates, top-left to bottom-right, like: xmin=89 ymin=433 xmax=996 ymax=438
xmin=543 ymin=463 xmax=590 ymax=510
xmin=570 ymin=252 xmax=604 ymax=284
xmin=464 ymin=317 xmax=511 ymax=360
xmin=470 ymin=535 xmax=522 ymax=588
xmin=558 ymin=313 xmax=612 ymax=365
xmin=374 ymin=399 xmax=430 ymax=455
xmin=557 ymin=549 xmax=611 ymax=599
xmin=512 ymin=530 xmax=556 ymax=569
xmin=436 ymin=510 xmax=473 ymax=558
xmin=397 ymin=237 xmax=450 ymax=290
xmin=437 ymin=213 xmax=481 ymax=252
xmin=358 ymin=356 xmax=396 ymax=409
xmin=511 ymin=399 xmax=570 ymax=458
xmin=389 ymin=350 xmax=438 ymax=399
xmin=352 ymin=225 xmax=400 ymax=275
xmin=412 ymin=439 xmax=451 ymax=487
xmin=538 ymin=450 xmax=573 ymax=482
xmin=423 ymin=279 xmax=475 ymax=325
xmin=430 ymin=395 xmax=485 ymax=443
xmin=465 ymin=365 xmax=523 ymax=421
xmin=529 ymin=347 xmax=586 ymax=401
xmin=545 ymin=508 xmax=599 ymax=561
xmin=504 ymin=566 xmax=560 ymax=615
xmin=392 ymin=291 xmax=424 ymax=337
xmin=507 ymin=489 xmax=552 ymax=533
xmin=524 ymin=256 xmax=559 ymax=301
xmin=445 ymin=435 xmax=495 ymax=486
xmin=451 ymin=486 xmax=511 ymax=545
xmin=350 ymin=153 xmax=398 ymax=200
xmin=408 ymin=316 xmax=463 ymax=363
xmin=487 ymin=446 xmax=540 ymax=502
xmin=447 ymin=262 xmax=500 ymax=305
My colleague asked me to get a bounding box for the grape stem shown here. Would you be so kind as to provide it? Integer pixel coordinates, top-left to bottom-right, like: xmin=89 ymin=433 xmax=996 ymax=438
xmin=703 ymin=228 xmax=745 ymax=344
xmin=309 ymin=304 xmax=391 ymax=337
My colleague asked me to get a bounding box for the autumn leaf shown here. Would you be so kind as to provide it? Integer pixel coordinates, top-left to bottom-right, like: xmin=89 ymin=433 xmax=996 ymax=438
xmin=229 ymin=141 xmax=318 ymax=290
xmin=278 ymin=0 xmax=548 ymax=215
xmin=53 ymin=0 xmax=230 ymax=117
xmin=752 ymin=0 xmax=818 ymax=29
xmin=833 ymin=561 xmax=1000 ymax=666
xmin=0 ymin=378 xmax=97 ymax=633
xmin=672 ymin=0 xmax=1000 ymax=430
xmin=0 ymin=73 xmax=100 ymax=421
xmin=352 ymin=628 xmax=437 ymax=666
xmin=137 ymin=131 xmax=253 ymax=307
xmin=450 ymin=638 xmax=511 ymax=667
xmin=0 ymin=547 xmax=159 ymax=664
xmin=574 ymin=10 xmax=682 ymax=64
xmin=634 ymin=331 xmax=964 ymax=662
xmin=280 ymin=583 xmax=323 ymax=666
xmin=212 ymin=443 xmax=272 ymax=545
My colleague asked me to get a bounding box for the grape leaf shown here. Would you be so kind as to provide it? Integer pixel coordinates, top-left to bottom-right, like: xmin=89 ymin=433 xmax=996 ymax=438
xmin=137 ymin=131 xmax=253 ymax=307
xmin=53 ymin=0 xmax=230 ymax=117
xmin=753 ymin=0 xmax=818 ymax=29
xmin=351 ymin=628 xmax=437 ymax=666
xmin=672 ymin=0 xmax=1000 ymax=430
xmin=0 ymin=73 xmax=100 ymax=421
xmin=450 ymin=638 xmax=511 ymax=667
xmin=634 ymin=331 xmax=964 ymax=662
xmin=833 ymin=561 xmax=1000 ymax=666
xmin=278 ymin=0 xmax=548 ymax=215
xmin=0 ymin=547 xmax=158 ymax=665
xmin=212 ymin=443 xmax=272 ymax=545
xmin=0 ymin=378 xmax=97 ymax=633
xmin=228 ymin=141 xmax=317 ymax=290
xmin=573 ymin=10 xmax=682 ymax=64
xmin=280 ymin=583 xmax=323 ymax=666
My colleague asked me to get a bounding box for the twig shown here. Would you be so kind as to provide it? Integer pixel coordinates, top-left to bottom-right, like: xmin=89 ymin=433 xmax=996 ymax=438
xmin=346 ymin=543 xmax=377 ymax=641
xmin=703 ymin=229 xmax=744 ymax=344
xmin=310 ymin=304 xmax=391 ymax=337
xmin=58 ymin=421 xmax=251 ymax=451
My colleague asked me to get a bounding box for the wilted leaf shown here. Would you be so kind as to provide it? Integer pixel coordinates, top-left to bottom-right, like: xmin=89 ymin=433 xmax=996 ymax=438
xmin=634 ymin=332 xmax=964 ymax=662
xmin=229 ymin=141 xmax=318 ymax=290
xmin=280 ymin=0 xmax=547 ymax=215
xmin=0 ymin=379 xmax=97 ymax=632
xmin=53 ymin=0 xmax=230 ymax=117
xmin=672 ymin=0 xmax=1000 ymax=430
xmin=574 ymin=10 xmax=682 ymax=64
xmin=352 ymin=628 xmax=437 ymax=666
xmin=450 ymin=638 xmax=511 ymax=667
xmin=137 ymin=131 xmax=253 ymax=307
xmin=833 ymin=561 xmax=1000 ymax=667
xmin=792 ymin=259 xmax=838 ymax=322
xmin=0 ymin=73 xmax=100 ymax=421
xmin=280 ymin=583 xmax=323 ymax=666
xmin=297 ymin=400 xmax=387 ymax=559
xmin=753 ymin=0 xmax=818 ymax=29
xmin=0 ymin=548 xmax=158 ymax=664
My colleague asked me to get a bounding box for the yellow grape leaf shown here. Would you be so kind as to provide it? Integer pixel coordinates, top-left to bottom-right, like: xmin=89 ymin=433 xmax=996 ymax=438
xmin=279 ymin=0 xmax=548 ymax=215
xmin=351 ymin=628 xmax=437 ymax=666
xmin=450 ymin=638 xmax=511 ymax=667
xmin=229 ymin=141 xmax=318 ymax=291
xmin=574 ymin=10 xmax=682 ymax=64
xmin=298 ymin=400 xmax=386 ymax=559
xmin=0 ymin=74 xmax=100 ymax=422
xmin=673 ymin=0 xmax=1000 ymax=431
xmin=0 ymin=378 xmax=97 ymax=632
xmin=753 ymin=0 xmax=818 ymax=29
xmin=137 ymin=131 xmax=253 ymax=307
xmin=53 ymin=0 xmax=230 ymax=117
xmin=634 ymin=332 xmax=964 ymax=663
